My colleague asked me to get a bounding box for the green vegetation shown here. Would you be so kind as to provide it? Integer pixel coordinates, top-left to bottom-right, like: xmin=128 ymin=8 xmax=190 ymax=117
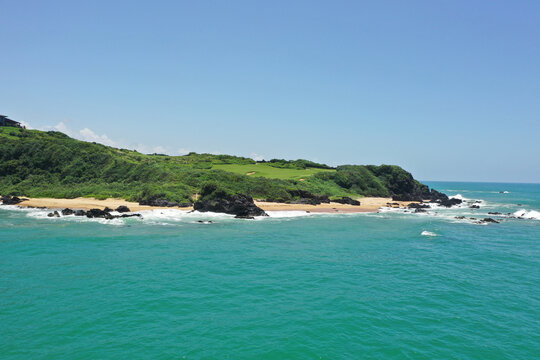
xmin=212 ymin=163 xmax=334 ymax=180
xmin=0 ymin=126 xmax=429 ymax=203
xmin=261 ymin=158 xmax=334 ymax=170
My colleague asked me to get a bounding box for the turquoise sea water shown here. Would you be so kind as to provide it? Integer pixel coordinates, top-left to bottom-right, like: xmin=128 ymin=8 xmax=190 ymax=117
xmin=1 ymin=182 xmax=539 ymax=359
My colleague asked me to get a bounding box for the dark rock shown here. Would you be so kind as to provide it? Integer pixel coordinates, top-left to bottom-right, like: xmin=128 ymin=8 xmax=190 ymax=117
xmin=74 ymin=210 xmax=86 ymax=216
xmin=61 ymin=208 xmax=75 ymax=216
xmin=286 ymin=190 xmax=330 ymax=204
xmin=427 ymin=189 xmax=450 ymax=202
xmin=1 ymin=195 xmax=23 ymax=205
xmin=177 ymin=203 xmax=193 ymax=207
xmin=393 ymin=188 xmax=461 ymax=206
xmin=470 ymin=205 xmax=480 ymax=209
xmin=408 ymin=203 xmax=430 ymax=209
xmin=392 ymin=194 xmax=422 ymax=202
xmin=234 ymin=215 xmax=255 ymax=219
xmin=455 ymin=216 xmax=466 ymax=219
xmin=83 ymin=208 xmax=141 ymax=220
xmin=438 ymin=198 xmax=463 ymax=207
xmin=286 ymin=189 xmax=314 ymax=198
xmin=332 ymin=197 xmax=361 ymax=206
xmin=414 ymin=208 xmax=427 ymax=213
xmin=103 ymin=207 xmax=113 ymax=213
xmin=119 ymin=214 xmax=141 ymax=218
xmin=116 ymin=205 xmax=131 ymax=213
xmin=481 ymin=217 xmax=499 ymax=224
xmin=86 ymin=208 xmax=114 ymax=219
xmin=139 ymin=197 xmax=193 ymax=208
xmin=488 ymin=212 xmax=502 ymax=215
xmin=194 ymin=194 xmax=268 ymax=217
xmin=47 ymin=211 xmax=60 ymax=217
xmin=290 ymin=198 xmax=322 ymax=205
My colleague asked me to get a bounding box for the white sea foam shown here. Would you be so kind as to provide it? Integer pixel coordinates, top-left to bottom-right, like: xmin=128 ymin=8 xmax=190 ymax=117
xmin=449 ymin=194 xmax=465 ymax=200
xmin=0 ymin=205 xmax=127 ymax=226
xmin=137 ymin=209 xmax=233 ymax=220
xmin=266 ymin=211 xmax=311 ymax=218
xmin=513 ymin=209 xmax=540 ymax=220
xmin=0 ymin=205 xmax=51 ymax=218
xmin=421 ymin=231 xmax=438 ymax=237
xmin=378 ymin=207 xmax=407 ymax=213
xmin=134 ymin=209 xmax=234 ymax=225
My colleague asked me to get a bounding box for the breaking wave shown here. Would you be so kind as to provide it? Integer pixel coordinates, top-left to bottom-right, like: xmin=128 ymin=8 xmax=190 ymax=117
xmin=513 ymin=209 xmax=540 ymax=220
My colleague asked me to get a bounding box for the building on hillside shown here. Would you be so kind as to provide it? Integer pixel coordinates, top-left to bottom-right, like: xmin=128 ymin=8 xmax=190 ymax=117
xmin=0 ymin=115 xmax=23 ymax=128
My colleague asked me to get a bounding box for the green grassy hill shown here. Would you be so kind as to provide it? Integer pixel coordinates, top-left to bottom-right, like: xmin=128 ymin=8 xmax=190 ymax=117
xmin=211 ymin=163 xmax=335 ymax=180
xmin=0 ymin=126 xmax=431 ymax=203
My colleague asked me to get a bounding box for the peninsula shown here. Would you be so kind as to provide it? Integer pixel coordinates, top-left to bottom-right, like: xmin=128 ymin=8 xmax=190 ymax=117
xmin=0 ymin=124 xmax=457 ymax=217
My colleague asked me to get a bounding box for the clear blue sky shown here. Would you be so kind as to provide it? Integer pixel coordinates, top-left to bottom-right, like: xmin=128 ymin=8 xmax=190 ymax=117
xmin=1 ymin=0 xmax=539 ymax=182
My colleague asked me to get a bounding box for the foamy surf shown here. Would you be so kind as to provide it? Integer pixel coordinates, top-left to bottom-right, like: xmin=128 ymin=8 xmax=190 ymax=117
xmin=421 ymin=231 xmax=438 ymax=237
xmin=266 ymin=211 xmax=311 ymax=218
xmin=513 ymin=209 xmax=540 ymax=220
xmin=449 ymin=194 xmax=465 ymax=200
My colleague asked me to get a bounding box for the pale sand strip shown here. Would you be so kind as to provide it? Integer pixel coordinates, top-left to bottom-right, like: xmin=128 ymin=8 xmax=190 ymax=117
xmin=256 ymin=197 xmax=413 ymax=213
xmin=17 ymin=197 xmax=192 ymax=212
xmin=14 ymin=196 xmax=414 ymax=214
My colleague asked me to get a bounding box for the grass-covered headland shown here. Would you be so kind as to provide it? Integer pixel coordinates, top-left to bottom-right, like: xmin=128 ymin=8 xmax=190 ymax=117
xmin=0 ymin=127 xmax=436 ymax=204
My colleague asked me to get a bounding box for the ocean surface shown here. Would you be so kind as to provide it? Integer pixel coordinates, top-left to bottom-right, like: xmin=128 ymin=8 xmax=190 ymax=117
xmin=1 ymin=181 xmax=539 ymax=359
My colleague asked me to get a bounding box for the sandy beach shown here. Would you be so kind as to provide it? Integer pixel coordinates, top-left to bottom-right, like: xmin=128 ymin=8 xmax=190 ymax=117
xmin=15 ymin=197 xmax=192 ymax=212
xmin=13 ymin=196 xmax=414 ymax=213
xmin=255 ymin=198 xmax=412 ymax=213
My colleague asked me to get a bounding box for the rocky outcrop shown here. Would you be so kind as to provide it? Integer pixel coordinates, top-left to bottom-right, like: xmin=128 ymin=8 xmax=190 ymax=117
xmin=425 ymin=189 xmax=449 ymax=202
xmin=61 ymin=208 xmax=75 ymax=216
xmin=139 ymin=197 xmax=192 ymax=207
xmin=287 ymin=190 xmax=330 ymax=205
xmin=454 ymin=216 xmax=499 ymax=224
xmin=407 ymin=203 xmax=431 ymax=209
xmin=86 ymin=208 xmax=114 ymax=219
xmin=116 ymin=205 xmax=130 ymax=213
xmin=332 ymin=197 xmax=361 ymax=206
xmin=0 ymin=195 xmax=24 ymax=205
xmin=437 ymin=198 xmax=463 ymax=207
xmin=194 ymin=194 xmax=268 ymax=218
xmin=481 ymin=217 xmax=499 ymax=224
xmin=392 ymin=188 xmax=463 ymax=208
xmin=392 ymin=194 xmax=422 ymax=202
xmin=55 ymin=207 xmax=141 ymax=220
xmin=290 ymin=198 xmax=323 ymax=205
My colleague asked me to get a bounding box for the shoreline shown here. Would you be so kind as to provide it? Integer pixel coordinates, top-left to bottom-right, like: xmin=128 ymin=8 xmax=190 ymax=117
xmin=9 ymin=196 xmax=415 ymax=214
